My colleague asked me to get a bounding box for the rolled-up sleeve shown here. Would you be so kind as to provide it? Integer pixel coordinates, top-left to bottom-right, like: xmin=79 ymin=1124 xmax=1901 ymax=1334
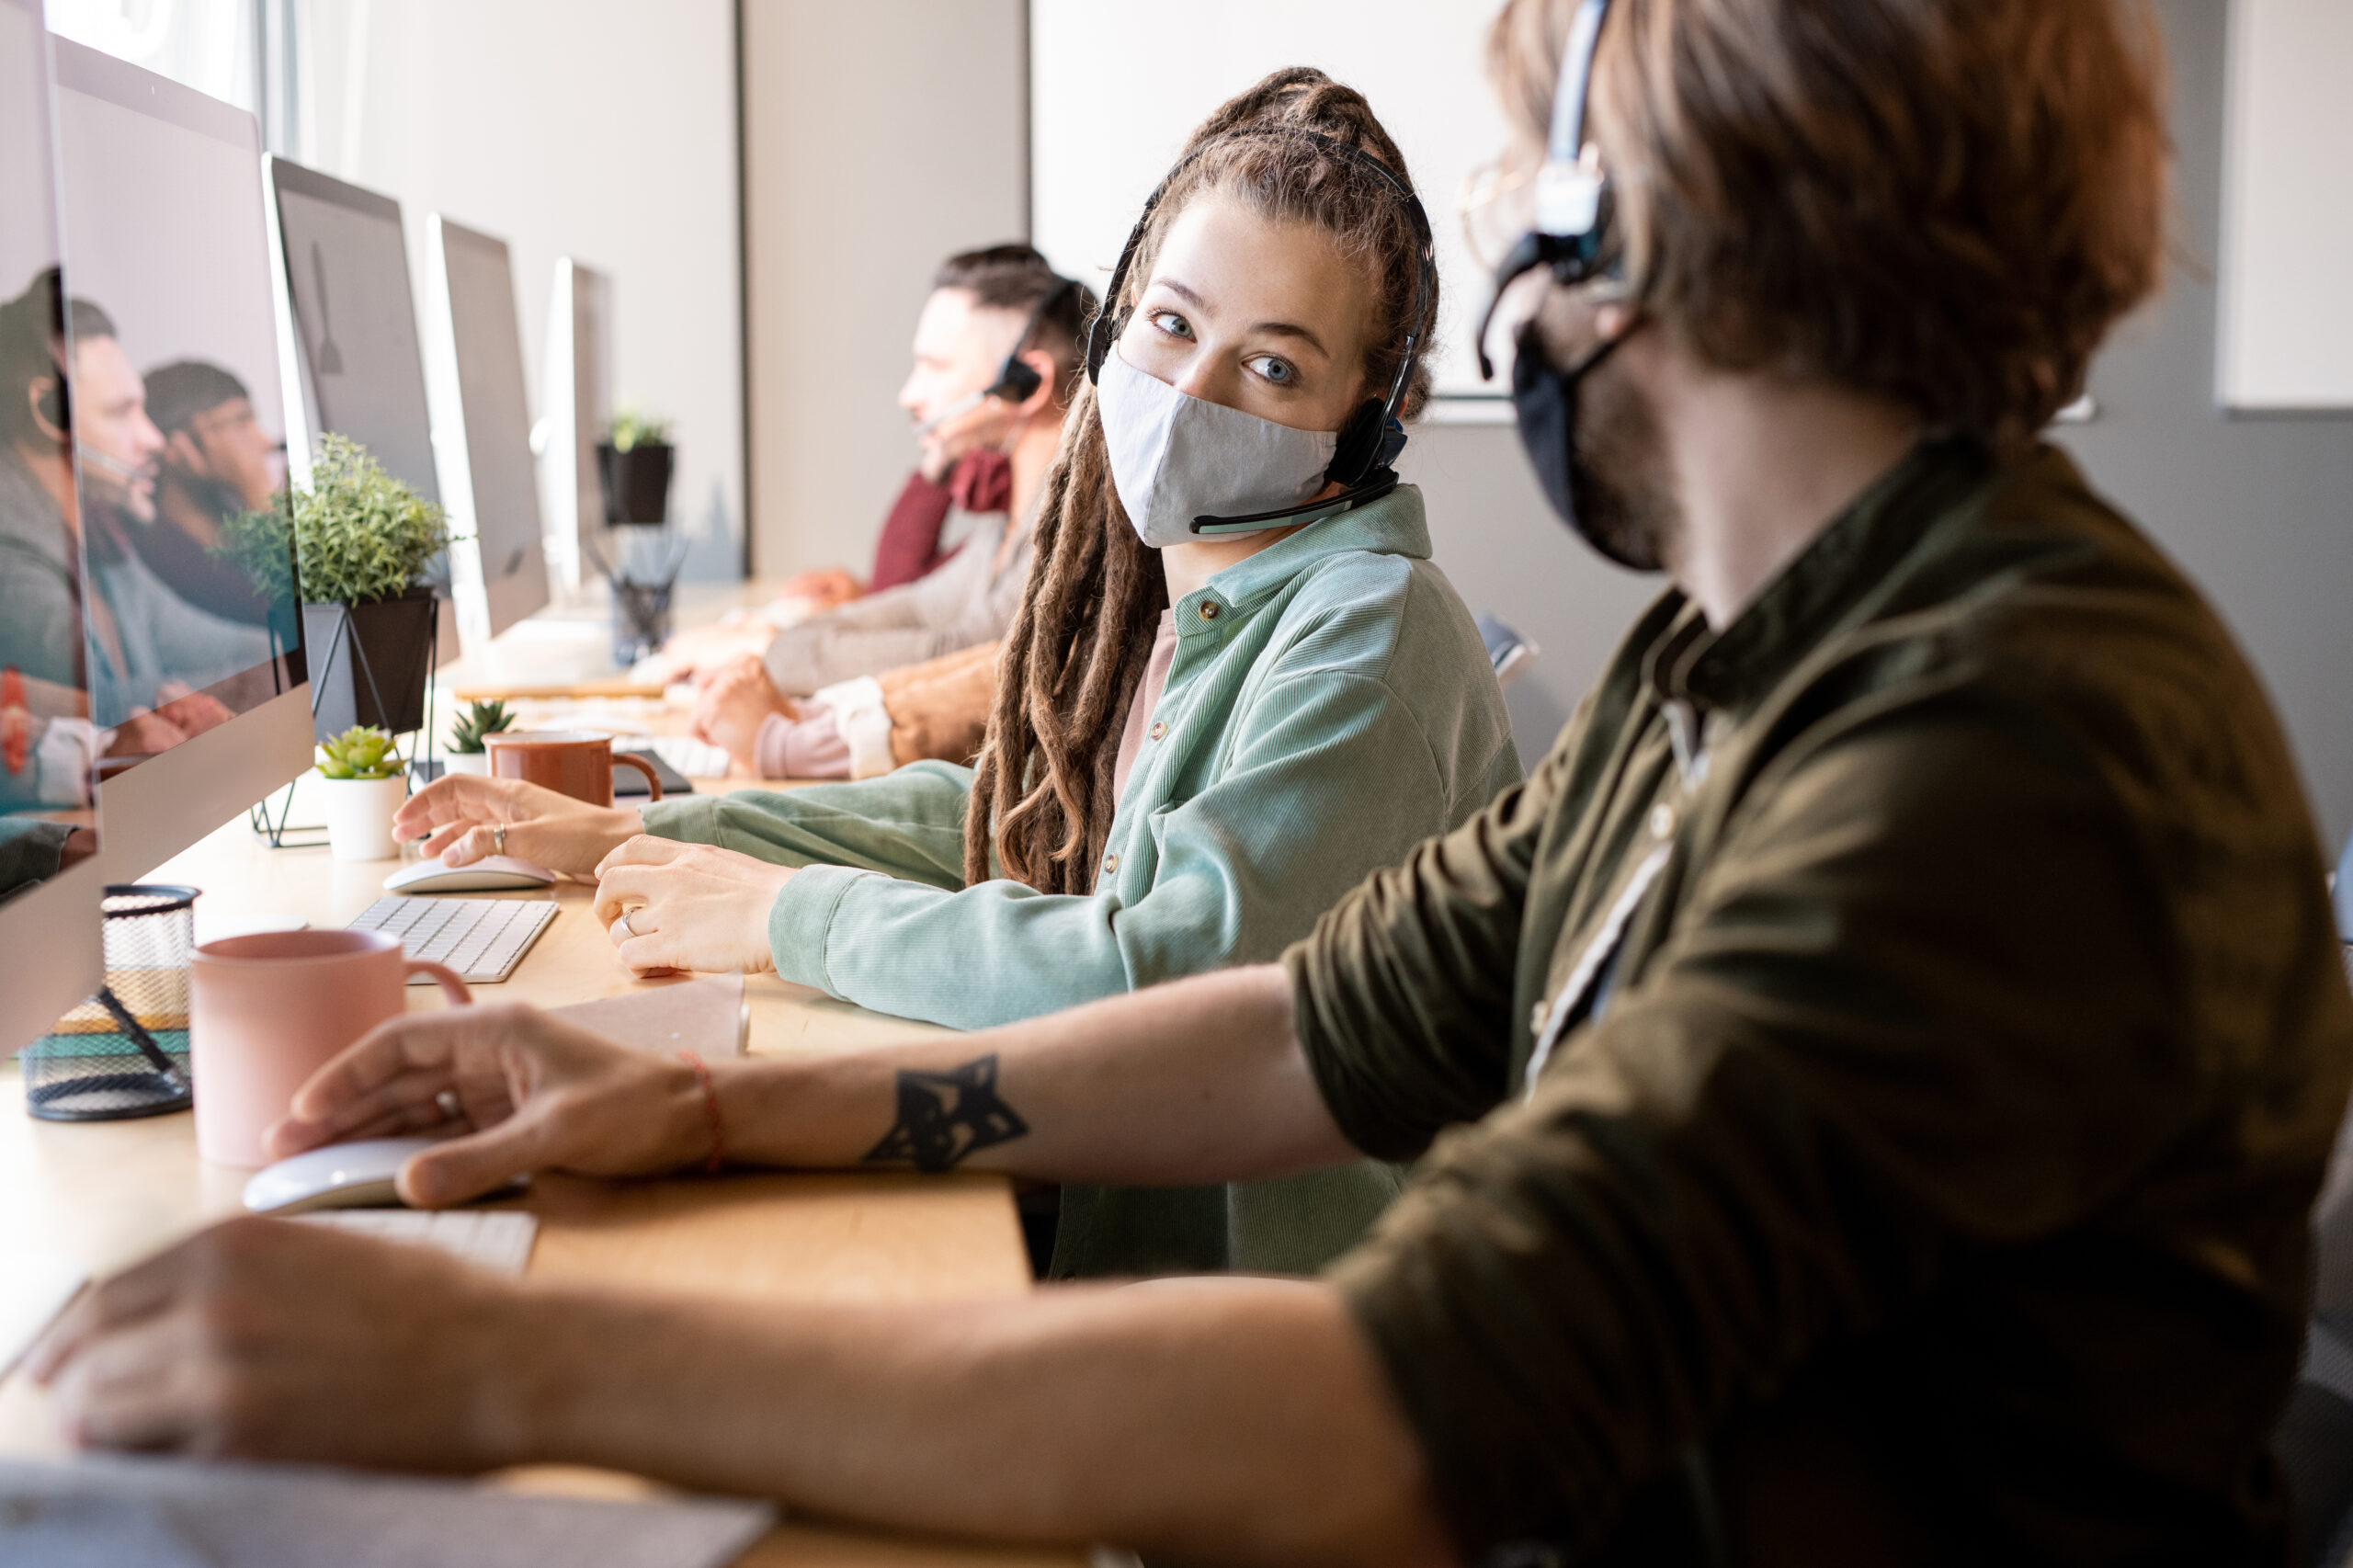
xmin=1316 ymin=709 xmax=2205 ymax=1555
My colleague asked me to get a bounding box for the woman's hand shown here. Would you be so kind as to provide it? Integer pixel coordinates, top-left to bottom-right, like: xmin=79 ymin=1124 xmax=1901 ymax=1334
xmin=392 ymin=774 xmax=642 ymax=878
xmin=594 ymin=836 xmax=795 ymax=978
xmin=690 ymin=654 xmax=791 ymax=773
xmin=262 ymin=1001 xmax=716 ymax=1204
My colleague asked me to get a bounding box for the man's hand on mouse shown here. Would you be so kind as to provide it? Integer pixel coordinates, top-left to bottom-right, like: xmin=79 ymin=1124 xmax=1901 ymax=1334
xmin=392 ymin=775 xmax=642 ymax=879
xmin=263 ymin=1003 xmax=719 ymax=1207
xmin=593 ymin=837 xmax=794 ymax=979
xmin=30 ymin=1217 xmax=528 ymax=1469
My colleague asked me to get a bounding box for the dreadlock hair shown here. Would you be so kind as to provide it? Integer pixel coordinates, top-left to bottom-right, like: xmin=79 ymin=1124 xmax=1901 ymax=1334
xmin=964 ymin=67 xmax=1439 ymax=893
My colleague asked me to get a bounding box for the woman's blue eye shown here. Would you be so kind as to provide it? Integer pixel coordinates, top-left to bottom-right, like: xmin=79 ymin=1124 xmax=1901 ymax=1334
xmin=1152 ymin=311 xmax=1193 ymax=340
xmin=1249 ymin=355 xmax=1296 ymax=385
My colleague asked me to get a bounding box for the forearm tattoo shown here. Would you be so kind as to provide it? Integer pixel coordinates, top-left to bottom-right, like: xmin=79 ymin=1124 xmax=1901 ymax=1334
xmin=864 ymin=1053 xmax=1029 ymax=1173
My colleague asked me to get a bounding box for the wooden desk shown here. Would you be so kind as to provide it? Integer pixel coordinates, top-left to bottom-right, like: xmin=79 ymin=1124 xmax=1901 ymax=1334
xmin=2 ymin=709 xmax=1086 ymax=1564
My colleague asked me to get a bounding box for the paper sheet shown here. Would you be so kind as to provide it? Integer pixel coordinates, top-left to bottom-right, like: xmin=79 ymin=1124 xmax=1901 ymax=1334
xmin=0 ymin=1455 xmax=775 ymax=1568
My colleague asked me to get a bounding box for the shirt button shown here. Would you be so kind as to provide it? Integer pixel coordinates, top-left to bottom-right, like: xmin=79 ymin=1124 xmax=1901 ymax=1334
xmin=1101 ymin=852 xmax=1119 ymax=874
xmin=1530 ymin=1001 xmax=1547 ymax=1036
xmin=1198 ymin=600 xmax=1220 ymax=621
xmin=1149 ymin=721 xmax=1166 ymax=741
xmin=1648 ymin=801 xmax=1677 ymax=839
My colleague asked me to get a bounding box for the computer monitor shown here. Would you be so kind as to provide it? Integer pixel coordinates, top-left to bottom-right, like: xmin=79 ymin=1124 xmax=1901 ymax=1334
xmin=49 ymin=38 xmax=309 ymax=886
xmin=0 ymin=0 xmax=105 ymax=1053
xmin=263 ymin=154 xmax=460 ymax=667
xmin=539 ymin=256 xmax=611 ymax=594
xmin=425 ymin=215 xmax=549 ymax=644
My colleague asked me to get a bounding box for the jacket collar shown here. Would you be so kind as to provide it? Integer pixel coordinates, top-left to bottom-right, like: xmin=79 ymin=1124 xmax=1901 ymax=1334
xmin=1174 ymin=483 xmax=1430 ymax=635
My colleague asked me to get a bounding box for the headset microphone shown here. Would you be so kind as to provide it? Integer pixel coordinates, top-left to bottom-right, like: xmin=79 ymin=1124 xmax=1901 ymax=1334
xmin=1083 ymin=126 xmax=1438 ymax=538
xmin=917 ymin=274 xmax=1081 ymax=437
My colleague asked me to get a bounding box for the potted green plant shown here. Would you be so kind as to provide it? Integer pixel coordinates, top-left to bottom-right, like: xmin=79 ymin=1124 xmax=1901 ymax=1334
xmin=597 ymin=406 xmax=675 ymax=527
xmin=444 ymin=699 xmax=514 ymax=777
xmin=221 ymin=435 xmax=452 ymax=742
xmin=315 ymin=726 xmax=407 ymax=861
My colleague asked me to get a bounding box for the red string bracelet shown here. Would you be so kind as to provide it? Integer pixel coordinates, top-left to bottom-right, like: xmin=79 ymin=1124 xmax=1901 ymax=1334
xmin=676 ymin=1050 xmax=724 ymax=1176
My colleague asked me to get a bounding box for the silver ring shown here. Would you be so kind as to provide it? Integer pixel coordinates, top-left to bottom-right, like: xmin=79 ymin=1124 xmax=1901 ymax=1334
xmin=617 ymin=909 xmax=638 ymax=938
xmin=435 ymin=1089 xmax=461 ymax=1119
xmin=492 ymin=824 xmax=507 ymax=856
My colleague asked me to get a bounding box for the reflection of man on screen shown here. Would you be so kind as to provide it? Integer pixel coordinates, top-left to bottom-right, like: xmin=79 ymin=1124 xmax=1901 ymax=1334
xmin=134 ymin=360 xmax=278 ymax=624
xmin=0 ymin=270 xmax=266 ymax=750
xmin=66 ymin=301 xmax=273 ymax=733
xmin=0 ymin=270 xmax=99 ymax=889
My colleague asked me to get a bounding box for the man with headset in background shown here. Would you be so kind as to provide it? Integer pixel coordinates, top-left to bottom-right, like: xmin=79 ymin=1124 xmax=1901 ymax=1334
xmin=649 ymin=244 xmax=1092 ymax=778
xmin=36 ymin=1 xmax=2353 ymax=1564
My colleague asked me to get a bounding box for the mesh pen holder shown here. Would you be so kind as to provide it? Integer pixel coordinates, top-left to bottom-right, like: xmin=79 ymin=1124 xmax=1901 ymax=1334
xmin=23 ymin=884 xmax=199 ymax=1121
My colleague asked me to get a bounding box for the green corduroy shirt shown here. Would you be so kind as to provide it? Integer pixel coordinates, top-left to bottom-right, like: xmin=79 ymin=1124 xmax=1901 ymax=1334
xmin=1289 ymin=438 xmax=2353 ymax=1563
xmin=645 ymin=483 xmax=1522 ymax=1276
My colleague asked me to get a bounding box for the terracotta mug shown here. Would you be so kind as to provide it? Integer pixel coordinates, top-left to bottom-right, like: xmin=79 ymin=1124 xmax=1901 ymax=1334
xmin=485 ymin=730 xmax=661 ymax=807
xmin=188 ymin=928 xmax=472 ymax=1166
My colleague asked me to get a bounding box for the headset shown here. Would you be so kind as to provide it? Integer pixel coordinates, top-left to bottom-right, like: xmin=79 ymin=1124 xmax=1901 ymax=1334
xmin=1084 ymin=125 xmax=1440 ymax=537
xmin=1472 ymin=0 xmax=1619 ymax=381
xmin=918 ymin=272 xmax=1083 ymax=437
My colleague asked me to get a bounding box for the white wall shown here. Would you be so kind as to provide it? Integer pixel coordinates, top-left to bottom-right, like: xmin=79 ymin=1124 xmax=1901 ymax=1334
xmin=2218 ymin=0 xmax=2353 ymax=409
xmin=741 ymin=0 xmax=1029 ymax=578
xmin=1030 ymin=0 xmax=1511 ymax=401
xmin=295 ymin=0 xmax=744 ymax=579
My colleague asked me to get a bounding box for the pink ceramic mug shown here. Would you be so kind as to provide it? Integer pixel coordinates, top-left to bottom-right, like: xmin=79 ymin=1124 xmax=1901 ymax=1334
xmin=188 ymin=928 xmax=471 ymax=1166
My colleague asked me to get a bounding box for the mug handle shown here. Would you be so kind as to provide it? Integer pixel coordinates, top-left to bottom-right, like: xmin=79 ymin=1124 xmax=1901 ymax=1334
xmin=404 ymin=959 xmax=473 ymax=1007
xmin=614 ymin=752 xmax=664 ymax=801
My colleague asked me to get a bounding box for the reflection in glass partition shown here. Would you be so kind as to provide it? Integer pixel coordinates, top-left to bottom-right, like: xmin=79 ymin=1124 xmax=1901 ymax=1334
xmin=51 ymin=38 xmax=303 ymax=756
xmin=0 ymin=267 xmax=99 ymax=903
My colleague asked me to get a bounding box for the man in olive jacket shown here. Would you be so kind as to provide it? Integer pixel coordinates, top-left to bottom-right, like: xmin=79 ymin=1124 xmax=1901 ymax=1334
xmin=39 ymin=1 xmax=2353 ymax=1564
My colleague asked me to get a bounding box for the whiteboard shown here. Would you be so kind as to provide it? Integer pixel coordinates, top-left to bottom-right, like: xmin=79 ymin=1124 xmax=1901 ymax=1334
xmin=2218 ymin=0 xmax=2353 ymax=410
xmin=1029 ymin=0 xmax=1513 ymax=402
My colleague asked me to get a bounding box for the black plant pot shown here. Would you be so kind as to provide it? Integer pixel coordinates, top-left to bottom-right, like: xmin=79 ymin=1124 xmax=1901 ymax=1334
xmin=597 ymin=441 xmax=675 ymax=527
xmin=302 ymin=587 xmax=437 ymax=740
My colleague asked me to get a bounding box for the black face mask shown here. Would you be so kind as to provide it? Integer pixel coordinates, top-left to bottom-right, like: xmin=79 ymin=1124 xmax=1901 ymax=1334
xmin=1508 ymin=315 xmax=1645 ymax=568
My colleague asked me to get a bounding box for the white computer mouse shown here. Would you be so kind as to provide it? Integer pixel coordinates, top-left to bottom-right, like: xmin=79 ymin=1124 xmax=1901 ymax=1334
xmin=382 ymin=854 xmax=557 ymax=894
xmin=243 ymin=1137 xmax=443 ymax=1214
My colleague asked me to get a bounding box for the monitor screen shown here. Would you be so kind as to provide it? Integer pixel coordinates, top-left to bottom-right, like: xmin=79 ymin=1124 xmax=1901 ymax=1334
xmin=50 ymin=38 xmax=301 ymax=739
xmin=0 ymin=0 xmax=105 ymax=1046
xmin=434 ymin=218 xmax=547 ymax=640
xmin=50 ymin=39 xmax=310 ymax=886
xmin=268 ymin=158 xmax=439 ymax=506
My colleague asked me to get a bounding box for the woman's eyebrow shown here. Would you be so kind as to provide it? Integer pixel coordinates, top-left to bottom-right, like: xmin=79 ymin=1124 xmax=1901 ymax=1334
xmin=1150 ymin=277 xmax=1331 ymax=359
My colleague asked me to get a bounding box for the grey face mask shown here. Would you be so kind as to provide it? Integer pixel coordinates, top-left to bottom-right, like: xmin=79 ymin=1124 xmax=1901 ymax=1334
xmin=1095 ymin=344 xmax=1338 ymax=549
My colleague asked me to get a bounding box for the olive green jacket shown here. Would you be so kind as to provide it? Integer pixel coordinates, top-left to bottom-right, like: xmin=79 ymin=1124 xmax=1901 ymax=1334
xmin=647 ymin=483 xmax=1521 ymax=1276
xmin=1290 ymin=440 xmax=2353 ymax=1563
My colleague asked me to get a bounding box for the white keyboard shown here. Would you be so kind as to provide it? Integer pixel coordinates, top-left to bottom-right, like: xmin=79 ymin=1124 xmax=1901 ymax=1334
xmin=348 ymin=895 xmax=559 ymax=983
xmin=620 ymin=733 xmax=733 ymax=779
xmin=295 ymin=1210 xmax=538 ymax=1277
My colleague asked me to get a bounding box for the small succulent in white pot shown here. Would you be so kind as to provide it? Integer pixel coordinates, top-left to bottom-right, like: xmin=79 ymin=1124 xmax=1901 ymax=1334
xmin=443 ymin=699 xmax=514 ymax=777
xmin=316 ymin=726 xmax=408 ymax=861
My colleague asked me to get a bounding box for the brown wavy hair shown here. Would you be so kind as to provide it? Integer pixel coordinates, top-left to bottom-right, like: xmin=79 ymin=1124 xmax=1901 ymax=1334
xmin=1490 ymin=0 xmax=2166 ymax=452
xmin=962 ymin=67 xmax=1438 ymax=892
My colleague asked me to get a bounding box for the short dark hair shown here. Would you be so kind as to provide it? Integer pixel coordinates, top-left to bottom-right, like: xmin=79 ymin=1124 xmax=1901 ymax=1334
xmin=144 ymin=360 xmax=251 ymax=437
xmin=930 ymin=243 xmax=1098 ymax=407
xmin=1491 ymin=0 xmax=2168 ymax=451
xmin=0 ymin=268 xmax=67 ymax=446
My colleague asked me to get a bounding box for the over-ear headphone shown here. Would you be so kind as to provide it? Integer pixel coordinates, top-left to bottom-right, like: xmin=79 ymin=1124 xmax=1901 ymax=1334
xmin=1085 ymin=125 xmax=1438 ymax=536
xmin=34 ymin=372 xmax=67 ymax=434
xmin=986 ymin=275 xmax=1080 ymax=406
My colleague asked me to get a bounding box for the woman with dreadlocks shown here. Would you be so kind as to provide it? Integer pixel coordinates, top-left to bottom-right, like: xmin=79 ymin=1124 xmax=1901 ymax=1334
xmin=390 ymin=69 xmax=1520 ymax=1276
